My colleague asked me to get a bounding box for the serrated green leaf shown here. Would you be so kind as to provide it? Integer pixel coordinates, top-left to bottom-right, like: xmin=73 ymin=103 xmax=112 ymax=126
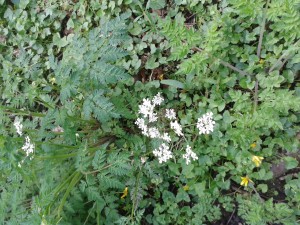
xmin=176 ymin=189 xmax=190 ymax=203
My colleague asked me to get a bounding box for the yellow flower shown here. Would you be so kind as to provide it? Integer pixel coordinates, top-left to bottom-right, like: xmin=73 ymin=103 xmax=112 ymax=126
xmin=250 ymin=142 xmax=257 ymax=149
xmin=252 ymin=155 xmax=264 ymax=167
xmin=183 ymin=185 xmax=189 ymax=191
xmin=121 ymin=187 xmax=128 ymax=199
xmin=240 ymin=176 xmax=253 ymax=187
xmin=259 ymin=59 xmax=265 ymax=64
xmin=49 ymin=77 xmax=56 ymax=84
xmin=158 ymin=74 xmax=164 ymax=81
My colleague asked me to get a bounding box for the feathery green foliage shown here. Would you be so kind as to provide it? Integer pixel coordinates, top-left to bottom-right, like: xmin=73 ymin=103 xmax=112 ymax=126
xmin=1 ymin=0 xmax=300 ymax=224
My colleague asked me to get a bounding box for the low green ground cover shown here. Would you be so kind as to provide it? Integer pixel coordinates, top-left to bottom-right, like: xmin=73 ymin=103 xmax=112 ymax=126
xmin=0 ymin=0 xmax=299 ymax=224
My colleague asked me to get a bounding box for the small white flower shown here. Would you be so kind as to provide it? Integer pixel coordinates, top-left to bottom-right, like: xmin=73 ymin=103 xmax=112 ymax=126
xmin=165 ymin=109 xmax=176 ymax=120
xmin=141 ymin=129 xmax=148 ymax=136
xmin=14 ymin=117 xmax=23 ymax=136
xmin=182 ymin=145 xmax=198 ymax=165
xmin=148 ymin=112 xmax=158 ymax=123
xmin=170 ymin=120 xmax=183 ymax=136
xmin=196 ymin=112 xmax=215 ymax=135
xmin=153 ymin=143 xmax=173 ymax=163
xmin=138 ymin=98 xmax=155 ymax=118
xmin=152 ymin=92 xmax=164 ymax=106
xmin=141 ymin=157 xmax=147 ymax=164
xmin=161 ymin=132 xmax=171 ymax=142
xmin=135 ymin=118 xmax=148 ymax=136
xmin=148 ymin=127 xmax=160 ymax=138
xmin=22 ymin=136 xmax=34 ymax=158
xmin=52 ymin=125 xmax=64 ymax=133
xmin=138 ymin=97 xmax=158 ymax=122
xmin=135 ymin=118 xmax=147 ymax=130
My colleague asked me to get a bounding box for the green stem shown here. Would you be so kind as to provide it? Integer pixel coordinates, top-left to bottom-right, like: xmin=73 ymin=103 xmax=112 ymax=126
xmin=254 ymin=0 xmax=270 ymax=113
xmin=137 ymin=2 xmax=158 ymax=32
xmin=131 ymin=166 xmax=143 ymax=221
xmin=57 ymin=171 xmax=82 ymax=218
xmin=84 ymin=202 xmax=96 ymax=225
xmin=46 ymin=168 xmax=76 ymax=215
xmin=35 ymin=152 xmax=78 ymax=160
xmin=0 ymin=106 xmax=45 ymax=117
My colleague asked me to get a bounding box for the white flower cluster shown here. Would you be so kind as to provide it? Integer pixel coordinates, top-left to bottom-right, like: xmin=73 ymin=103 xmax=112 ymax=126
xmin=136 ymin=93 xmax=175 ymax=142
xmin=153 ymin=143 xmax=173 ymax=163
xmin=152 ymin=92 xmax=164 ymax=106
xmin=165 ymin=109 xmax=176 ymax=120
xmin=182 ymin=145 xmax=198 ymax=165
xmin=14 ymin=117 xmax=23 ymax=136
xmin=13 ymin=117 xmax=35 ymax=164
xmin=22 ymin=136 xmax=34 ymax=159
xmin=136 ymin=93 xmax=176 ymax=163
xmin=196 ymin=112 xmax=215 ymax=135
xmin=166 ymin=108 xmax=183 ymax=137
xmin=170 ymin=120 xmax=183 ymax=136
xmin=137 ymin=92 xmax=164 ymax=124
xmin=136 ymin=93 xmax=215 ymax=165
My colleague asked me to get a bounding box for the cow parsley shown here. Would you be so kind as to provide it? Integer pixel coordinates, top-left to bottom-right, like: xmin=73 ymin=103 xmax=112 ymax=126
xmin=165 ymin=109 xmax=176 ymax=120
xmin=170 ymin=120 xmax=183 ymax=136
xmin=182 ymin=145 xmax=198 ymax=165
xmin=135 ymin=93 xmax=215 ymax=165
xmin=196 ymin=112 xmax=215 ymax=135
xmin=22 ymin=136 xmax=34 ymax=159
xmin=152 ymin=92 xmax=164 ymax=106
xmin=153 ymin=143 xmax=173 ymax=163
xmin=14 ymin=117 xmax=23 ymax=136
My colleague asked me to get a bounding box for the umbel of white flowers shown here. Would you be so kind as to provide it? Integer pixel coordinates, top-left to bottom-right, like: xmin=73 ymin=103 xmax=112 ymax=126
xmin=22 ymin=136 xmax=34 ymax=159
xmin=13 ymin=117 xmax=35 ymax=164
xmin=135 ymin=93 xmax=215 ymax=165
xmin=14 ymin=117 xmax=23 ymax=136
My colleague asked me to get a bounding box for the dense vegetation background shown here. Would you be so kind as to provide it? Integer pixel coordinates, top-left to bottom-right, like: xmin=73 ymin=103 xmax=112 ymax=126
xmin=0 ymin=0 xmax=299 ymax=224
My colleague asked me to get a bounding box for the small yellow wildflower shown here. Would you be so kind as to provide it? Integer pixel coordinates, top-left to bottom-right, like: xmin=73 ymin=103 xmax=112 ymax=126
xmin=259 ymin=59 xmax=265 ymax=64
xmin=183 ymin=185 xmax=189 ymax=191
xmin=49 ymin=77 xmax=56 ymax=84
xmin=240 ymin=176 xmax=253 ymax=187
xmin=252 ymin=155 xmax=264 ymax=167
xmin=250 ymin=142 xmax=257 ymax=149
xmin=121 ymin=187 xmax=128 ymax=199
xmin=158 ymin=74 xmax=164 ymax=81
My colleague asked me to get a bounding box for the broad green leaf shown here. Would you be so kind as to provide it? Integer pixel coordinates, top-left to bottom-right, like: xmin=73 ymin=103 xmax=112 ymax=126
xmin=182 ymin=163 xmax=195 ymax=178
xmin=257 ymin=184 xmax=268 ymax=193
xmin=176 ymin=189 xmax=190 ymax=203
xmin=67 ymin=18 xmax=74 ymax=29
xmin=4 ymin=8 xmax=13 ymax=21
xmin=147 ymin=0 xmax=166 ymax=10
xmin=19 ymin=0 xmax=29 ymax=9
xmin=193 ymin=182 xmax=206 ymax=197
xmin=160 ymin=79 xmax=185 ymax=89
xmin=284 ymin=157 xmax=299 ymax=170
xmin=129 ymin=23 xmax=142 ymax=35
xmin=145 ymin=56 xmax=159 ymax=69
